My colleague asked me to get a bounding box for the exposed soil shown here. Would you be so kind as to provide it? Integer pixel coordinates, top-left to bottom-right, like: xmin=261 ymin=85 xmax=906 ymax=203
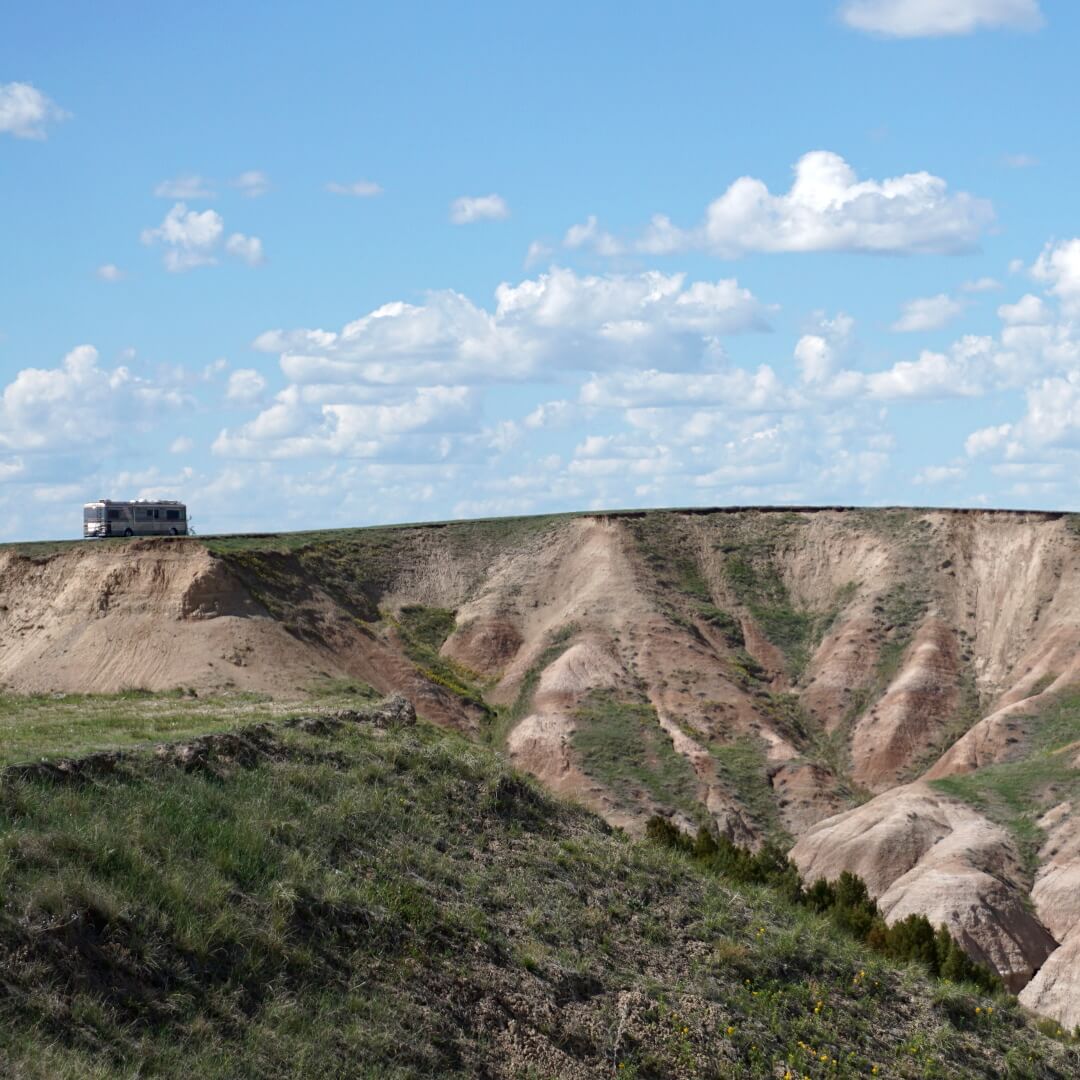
xmin=4 ymin=506 xmax=1080 ymax=1027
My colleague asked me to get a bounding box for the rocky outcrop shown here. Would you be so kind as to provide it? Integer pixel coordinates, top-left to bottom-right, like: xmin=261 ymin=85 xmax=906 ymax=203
xmin=790 ymin=784 xmax=1058 ymax=991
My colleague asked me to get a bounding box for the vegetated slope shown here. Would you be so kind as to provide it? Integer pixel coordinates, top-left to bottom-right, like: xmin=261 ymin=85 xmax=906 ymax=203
xmin=3 ymin=508 xmax=1080 ymax=1027
xmin=0 ymin=696 xmax=1075 ymax=1079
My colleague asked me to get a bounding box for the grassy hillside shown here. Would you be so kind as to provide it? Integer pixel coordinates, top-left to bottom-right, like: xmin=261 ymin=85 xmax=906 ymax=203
xmin=0 ymin=695 xmax=1074 ymax=1079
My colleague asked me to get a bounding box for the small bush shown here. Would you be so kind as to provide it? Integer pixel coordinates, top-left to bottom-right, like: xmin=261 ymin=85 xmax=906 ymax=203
xmin=647 ymin=816 xmax=1002 ymax=993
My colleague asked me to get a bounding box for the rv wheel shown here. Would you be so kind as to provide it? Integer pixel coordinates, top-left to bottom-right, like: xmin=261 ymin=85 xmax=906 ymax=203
xmin=124 ymin=528 xmax=133 ymax=536
xmin=170 ymin=528 xmax=178 ymax=535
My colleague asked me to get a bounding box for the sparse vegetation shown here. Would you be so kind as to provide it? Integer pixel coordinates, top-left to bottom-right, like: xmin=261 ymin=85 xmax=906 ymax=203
xmin=487 ymin=624 xmax=578 ymax=747
xmin=708 ymin=735 xmax=787 ymax=840
xmin=719 ymin=544 xmax=843 ymax=679
xmin=397 ymin=604 xmax=457 ymax=651
xmin=572 ymin=690 xmax=699 ymax=817
xmin=390 ymin=605 xmax=493 ymax=719
xmin=932 ymin=689 xmax=1080 ymax=879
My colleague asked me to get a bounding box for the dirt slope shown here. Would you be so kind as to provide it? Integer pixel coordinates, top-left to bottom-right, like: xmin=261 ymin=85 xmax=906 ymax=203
xmin=3 ymin=507 xmax=1080 ymax=1027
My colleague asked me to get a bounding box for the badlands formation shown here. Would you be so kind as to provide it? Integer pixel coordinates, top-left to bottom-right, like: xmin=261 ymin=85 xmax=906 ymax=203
xmin=3 ymin=507 xmax=1080 ymax=1026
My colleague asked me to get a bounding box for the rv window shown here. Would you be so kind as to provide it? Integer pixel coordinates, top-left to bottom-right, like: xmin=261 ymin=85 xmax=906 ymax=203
xmin=166 ymin=510 xmax=180 ymax=521
xmin=108 ymin=509 xmax=122 ymax=521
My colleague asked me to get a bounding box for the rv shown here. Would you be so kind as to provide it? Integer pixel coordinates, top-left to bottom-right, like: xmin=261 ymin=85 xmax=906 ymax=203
xmin=83 ymin=499 xmax=189 ymax=538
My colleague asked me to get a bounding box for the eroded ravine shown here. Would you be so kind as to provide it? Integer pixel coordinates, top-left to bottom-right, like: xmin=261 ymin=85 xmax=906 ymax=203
xmin=3 ymin=507 xmax=1080 ymax=1026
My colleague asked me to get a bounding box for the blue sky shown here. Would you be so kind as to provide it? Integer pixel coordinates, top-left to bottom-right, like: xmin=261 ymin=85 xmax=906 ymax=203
xmin=2 ymin=0 xmax=1079 ymax=539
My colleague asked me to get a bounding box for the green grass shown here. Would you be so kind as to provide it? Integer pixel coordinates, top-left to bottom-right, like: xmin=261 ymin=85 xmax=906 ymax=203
xmin=389 ymin=608 xmax=492 ymax=718
xmin=0 ymin=702 xmax=1073 ymax=1077
xmin=721 ymin=553 xmax=844 ymax=678
xmin=628 ymin=513 xmax=712 ymax=602
xmin=932 ymin=689 xmax=1080 ymax=878
xmin=572 ymin=691 xmax=700 ymax=817
xmin=694 ymin=603 xmax=745 ymax=647
xmin=708 ymin=735 xmax=788 ymax=841
xmin=0 ymin=689 xmax=286 ymax=767
xmin=397 ymin=604 xmax=456 ymax=651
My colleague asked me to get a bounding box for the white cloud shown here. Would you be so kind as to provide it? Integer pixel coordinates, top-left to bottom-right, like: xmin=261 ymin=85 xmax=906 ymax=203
xmin=225 ymin=232 xmax=265 ymax=266
xmin=998 ymin=293 xmax=1048 ymax=325
xmin=0 ymin=345 xmax=188 ymax=455
xmin=839 ymin=0 xmax=1044 ymax=37
xmin=564 ymin=216 xmax=621 ymax=255
xmin=1031 ymin=238 xmax=1080 ymax=314
xmin=96 ymin=264 xmax=125 ymax=283
xmin=890 ymin=293 xmax=964 ymax=332
xmin=580 ymin=366 xmax=790 ymax=410
xmin=965 ymin=423 xmax=1013 ymax=456
xmin=794 ymin=312 xmax=854 ymax=384
xmin=865 ymin=337 xmax=991 ymax=399
xmin=170 ymin=436 xmax=193 ymax=454
xmin=961 ymin=276 xmax=1002 ymax=292
xmin=0 ymin=82 xmax=68 ymax=139
xmin=0 ymin=457 xmax=25 ymax=480
xmin=232 ymin=170 xmax=270 ymax=197
xmin=1009 ymin=374 xmax=1080 ymax=451
xmin=524 ymin=241 xmax=554 ymax=267
xmin=213 ymin=385 xmax=477 ymax=460
xmin=141 ymin=203 xmax=224 ymax=271
xmin=568 ymin=152 xmax=993 ymax=258
xmin=252 ymin=267 xmax=772 ymax=388
xmin=524 ymin=399 xmax=575 ymax=429
xmin=1002 ymin=153 xmax=1039 ymax=168
xmin=326 ymin=179 xmax=383 ymax=197
xmin=913 ymin=464 xmax=966 ymax=484
xmin=153 ymin=175 xmax=215 ymax=199
xmin=226 ymin=369 xmax=267 ymax=403
xmin=450 ymin=193 xmax=509 ymax=224
xmin=141 ymin=204 xmax=263 ymax=271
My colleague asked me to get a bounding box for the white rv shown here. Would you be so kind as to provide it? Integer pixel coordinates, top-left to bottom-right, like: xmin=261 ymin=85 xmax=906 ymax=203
xmin=83 ymin=499 xmax=189 ymax=538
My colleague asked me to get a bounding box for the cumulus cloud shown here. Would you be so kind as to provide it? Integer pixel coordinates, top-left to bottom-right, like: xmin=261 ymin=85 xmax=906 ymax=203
xmin=564 ymin=216 xmax=621 ymax=255
xmin=141 ymin=204 xmax=263 ymax=271
xmin=0 ymin=345 xmax=187 ymax=455
xmin=213 ymin=385 xmax=477 ymax=460
xmin=1031 ymin=238 xmax=1080 ymax=314
xmin=141 ymin=203 xmax=224 ymax=270
xmin=153 ymin=175 xmax=215 ymax=199
xmin=566 ymin=151 xmax=993 ymax=258
xmin=998 ymin=294 xmax=1048 ymax=325
xmin=224 ymin=232 xmax=265 ymax=266
xmin=252 ymin=267 xmax=773 ymax=388
xmin=794 ymin=312 xmax=854 ymax=384
xmin=326 ymin=179 xmax=383 ymax=197
xmin=839 ymin=0 xmax=1044 ymax=37
xmin=450 ymin=194 xmax=509 ymax=224
xmin=0 ymin=82 xmax=68 ymax=139
xmin=226 ymin=369 xmax=267 ymax=403
xmin=890 ymin=293 xmax=964 ymax=332
xmin=232 ymin=170 xmax=270 ymax=197
xmin=965 ymin=423 xmax=1013 ymax=456
xmin=96 ymin=264 xmax=125 ymax=283
xmin=170 ymin=436 xmax=193 ymax=454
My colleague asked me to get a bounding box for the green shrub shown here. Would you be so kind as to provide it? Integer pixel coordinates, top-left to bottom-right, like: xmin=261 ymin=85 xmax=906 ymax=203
xmin=647 ymin=816 xmax=1002 ymax=993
